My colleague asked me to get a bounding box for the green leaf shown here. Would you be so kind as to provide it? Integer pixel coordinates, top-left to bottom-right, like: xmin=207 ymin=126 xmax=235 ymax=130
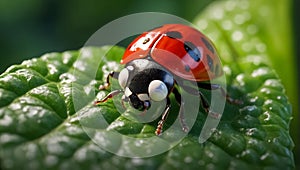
xmin=194 ymin=0 xmax=298 ymax=155
xmin=0 ymin=1 xmax=295 ymax=170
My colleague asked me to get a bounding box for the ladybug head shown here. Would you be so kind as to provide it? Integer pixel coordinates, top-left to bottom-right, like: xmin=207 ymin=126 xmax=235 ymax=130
xmin=117 ymin=59 xmax=174 ymax=111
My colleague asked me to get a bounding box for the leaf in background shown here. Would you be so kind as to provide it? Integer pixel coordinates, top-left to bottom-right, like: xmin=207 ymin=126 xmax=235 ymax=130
xmin=0 ymin=0 xmax=295 ymax=170
xmin=194 ymin=0 xmax=295 ymax=167
xmin=194 ymin=0 xmax=298 ymax=156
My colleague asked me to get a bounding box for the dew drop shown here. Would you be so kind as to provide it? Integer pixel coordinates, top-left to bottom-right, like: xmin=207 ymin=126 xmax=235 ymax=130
xmin=240 ymin=149 xmax=251 ymax=157
xmin=260 ymin=152 xmax=270 ymax=160
xmin=246 ymin=128 xmax=257 ymax=136
xmin=74 ymin=60 xmax=87 ymax=72
xmin=45 ymin=155 xmax=58 ymax=167
xmin=242 ymin=42 xmax=252 ymax=52
xmin=232 ymin=31 xmax=243 ymax=41
xmin=80 ymin=48 xmax=93 ymax=58
xmin=1 ymin=75 xmax=13 ymax=83
xmin=94 ymin=132 xmax=110 ymax=147
xmin=207 ymin=151 xmax=214 ymax=158
xmin=83 ymin=85 xmax=93 ymax=95
xmin=234 ymin=14 xmax=246 ymax=25
xmin=260 ymin=88 xmax=271 ymax=94
xmin=223 ymin=66 xmax=231 ymax=75
xmin=212 ymin=7 xmax=224 ymax=20
xmin=251 ymin=68 xmax=268 ymax=77
xmin=59 ymin=73 xmax=76 ymax=83
xmin=250 ymin=97 xmax=259 ymax=104
xmin=96 ymin=91 xmax=107 ymax=100
xmin=225 ymin=1 xmax=236 ymax=11
xmin=0 ymin=134 xmax=19 ymax=144
xmin=107 ymin=120 xmax=125 ymax=131
xmin=264 ymin=99 xmax=273 ymax=105
xmin=70 ymin=117 xmax=79 ymax=123
xmin=221 ymin=20 xmax=232 ymax=30
xmin=131 ymin=158 xmax=144 ymax=165
xmin=10 ymin=103 xmax=21 ymax=110
xmin=62 ymin=52 xmax=73 ymax=64
xmin=48 ymin=64 xmax=58 ymax=74
xmin=74 ymin=148 xmax=87 ymax=161
xmin=102 ymin=61 xmax=119 ymax=75
xmin=263 ymin=111 xmax=271 ymax=121
xmin=248 ymin=138 xmax=258 ymax=145
xmin=236 ymin=74 xmax=245 ymax=86
xmin=256 ymin=43 xmax=266 ymax=53
xmin=184 ymin=156 xmax=193 ymax=163
xmin=0 ymin=115 xmax=13 ymax=126
xmin=134 ymin=139 xmax=145 ymax=147
xmin=197 ymin=19 xmax=208 ymax=30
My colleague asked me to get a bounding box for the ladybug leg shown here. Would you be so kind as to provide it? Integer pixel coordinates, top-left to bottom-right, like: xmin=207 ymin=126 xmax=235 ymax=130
xmin=172 ymin=87 xmax=189 ymax=132
xmin=99 ymin=71 xmax=119 ymax=90
xmin=197 ymin=83 xmax=243 ymax=105
xmin=180 ymin=83 xmax=221 ymax=119
xmin=94 ymin=90 xmax=123 ymax=106
xmin=94 ymin=71 xmax=122 ymax=106
xmin=155 ymin=97 xmax=171 ymax=136
xmin=198 ymin=92 xmax=221 ymax=119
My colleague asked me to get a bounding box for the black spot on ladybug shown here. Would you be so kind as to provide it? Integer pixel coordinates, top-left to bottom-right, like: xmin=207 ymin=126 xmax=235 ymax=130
xmin=185 ymin=65 xmax=191 ymax=72
xmin=206 ymin=54 xmax=214 ymax=72
xmin=201 ymin=37 xmax=215 ymax=54
xmin=143 ymin=38 xmax=150 ymax=44
xmin=184 ymin=41 xmax=201 ymax=62
xmin=166 ymin=31 xmax=183 ymax=39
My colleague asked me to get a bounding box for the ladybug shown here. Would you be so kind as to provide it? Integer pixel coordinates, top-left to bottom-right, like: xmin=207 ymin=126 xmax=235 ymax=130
xmin=95 ymin=24 xmax=240 ymax=135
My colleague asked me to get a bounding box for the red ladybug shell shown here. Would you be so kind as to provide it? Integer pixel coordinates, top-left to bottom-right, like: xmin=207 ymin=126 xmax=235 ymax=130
xmin=121 ymin=24 xmax=223 ymax=81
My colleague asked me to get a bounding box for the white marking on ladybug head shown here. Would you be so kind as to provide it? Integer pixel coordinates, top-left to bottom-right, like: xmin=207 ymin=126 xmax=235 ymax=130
xmin=124 ymin=87 xmax=132 ymax=97
xmin=127 ymin=65 xmax=134 ymax=71
xmin=148 ymin=80 xmax=168 ymax=101
xmin=133 ymin=59 xmax=149 ymax=68
xmin=118 ymin=68 xmax=129 ymax=89
xmin=137 ymin=93 xmax=150 ymax=101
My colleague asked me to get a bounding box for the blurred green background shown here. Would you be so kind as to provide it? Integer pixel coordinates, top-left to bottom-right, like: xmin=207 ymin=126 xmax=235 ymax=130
xmin=0 ymin=0 xmax=212 ymax=72
xmin=0 ymin=0 xmax=299 ymax=164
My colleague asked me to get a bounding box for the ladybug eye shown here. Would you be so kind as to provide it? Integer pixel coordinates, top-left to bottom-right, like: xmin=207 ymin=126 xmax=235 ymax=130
xmin=148 ymin=80 xmax=168 ymax=101
xmin=118 ymin=68 xmax=129 ymax=89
